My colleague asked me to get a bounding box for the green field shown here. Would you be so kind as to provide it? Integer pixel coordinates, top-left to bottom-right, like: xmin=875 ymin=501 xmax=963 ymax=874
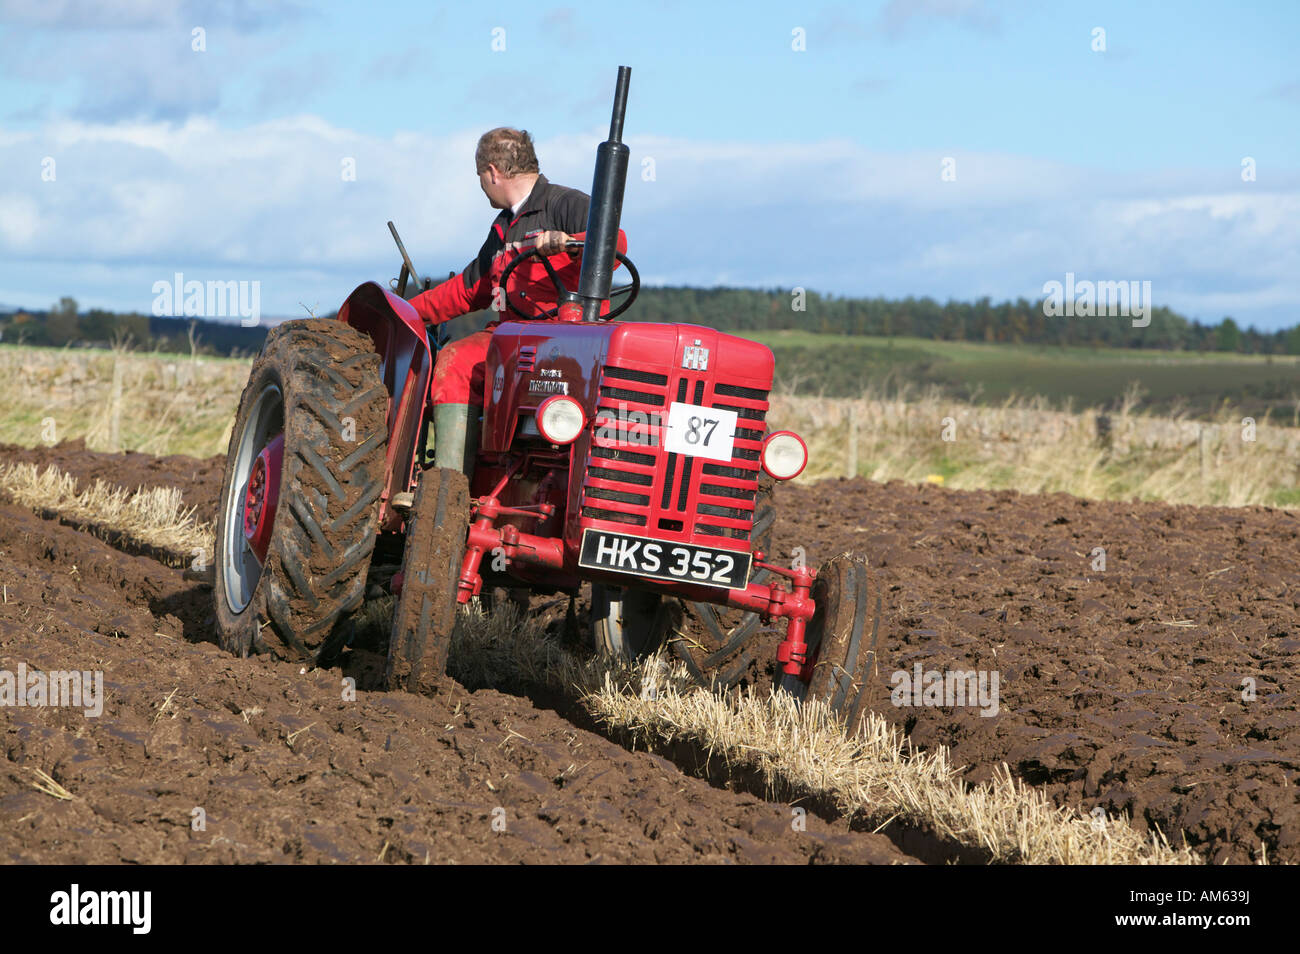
xmin=747 ymin=331 xmax=1300 ymax=419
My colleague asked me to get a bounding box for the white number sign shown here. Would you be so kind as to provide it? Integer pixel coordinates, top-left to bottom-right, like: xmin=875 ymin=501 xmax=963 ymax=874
xmin=663 ymin=401 xmax=737 ymax=462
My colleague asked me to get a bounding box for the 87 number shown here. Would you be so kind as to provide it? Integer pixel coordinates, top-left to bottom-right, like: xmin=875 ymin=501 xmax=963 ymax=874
xmin=685 ymin=416 xmax=719 ymax=447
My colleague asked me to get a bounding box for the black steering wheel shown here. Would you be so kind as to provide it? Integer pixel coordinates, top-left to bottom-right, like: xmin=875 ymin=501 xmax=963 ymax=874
xmin=496 ymin=239 xmax=640 ymax=321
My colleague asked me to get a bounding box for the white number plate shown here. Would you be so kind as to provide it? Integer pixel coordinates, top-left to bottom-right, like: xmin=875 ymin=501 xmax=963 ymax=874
xmin=579 ymin=529 xmax=751 ymax=589
xmin=663 ymin=402 xmax=737 ymax=462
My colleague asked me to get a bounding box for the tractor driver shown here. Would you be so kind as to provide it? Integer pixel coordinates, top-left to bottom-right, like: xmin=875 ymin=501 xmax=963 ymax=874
xmin=409 ymin=126 xmax=627 ymax=476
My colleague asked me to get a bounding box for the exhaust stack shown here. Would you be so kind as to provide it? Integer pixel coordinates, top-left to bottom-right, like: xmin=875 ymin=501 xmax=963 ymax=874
xmin=576 ymin=66 xmax=631 ymax=322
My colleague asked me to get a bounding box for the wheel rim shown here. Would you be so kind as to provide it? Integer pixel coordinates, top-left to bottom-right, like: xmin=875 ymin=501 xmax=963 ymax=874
xmin=593 ymin=585 xmax=668 ymax=660
xmin=222 ymin=383 xmax=284 ymax=614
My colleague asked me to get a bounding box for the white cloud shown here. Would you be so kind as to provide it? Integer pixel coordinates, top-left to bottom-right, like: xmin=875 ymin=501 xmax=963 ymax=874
xmin=0 ymin=114 xmax=1296 ymax=328
xmin=0 ymin=0 xmax=304 ymax=31
xmin=0 ymin=193 xmax=39 ymax=244
xmin=0 ymin=1 xmax=309 ymax=122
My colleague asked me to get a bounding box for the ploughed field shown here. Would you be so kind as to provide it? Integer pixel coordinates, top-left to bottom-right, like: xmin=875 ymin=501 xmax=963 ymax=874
xmin=1 ymin=441 xmax=1297 ymax=864
xmin=769 ymin=479 xmax=1300 ymax=864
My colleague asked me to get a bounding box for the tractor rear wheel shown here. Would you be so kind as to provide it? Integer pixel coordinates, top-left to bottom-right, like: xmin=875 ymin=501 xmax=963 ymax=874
xmin=214 ymin=319 xmax=388 ymax=660
xmin=385 ymin=466 xmax=470 ymax=693
xmin=777 ymin=554 xmax=881 ymax=728
xmin=590 ymin=584 xmax=681 ymax=661
xmin=671 ymin=475 xmax=778 ymax=690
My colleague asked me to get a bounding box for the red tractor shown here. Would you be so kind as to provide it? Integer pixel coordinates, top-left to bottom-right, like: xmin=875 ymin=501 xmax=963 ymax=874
xmin=213 ymin=67 xmax=881 ymax=723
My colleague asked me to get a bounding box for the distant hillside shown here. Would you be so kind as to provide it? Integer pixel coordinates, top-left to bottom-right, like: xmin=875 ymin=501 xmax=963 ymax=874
xmin=0 ymin=299 xmax=269 ymax=356
xmin=629 ymin=287 xmax=1300 ymax=355
xmin=3 ymin=288 xmax=1296 ymax=357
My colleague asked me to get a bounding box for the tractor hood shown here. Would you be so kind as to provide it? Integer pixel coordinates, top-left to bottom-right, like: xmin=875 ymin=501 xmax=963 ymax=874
xmin=482 ymin=319 xmax=774 ymax=453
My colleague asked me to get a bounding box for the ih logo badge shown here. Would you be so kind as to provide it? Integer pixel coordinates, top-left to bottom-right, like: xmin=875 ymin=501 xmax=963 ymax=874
xmin=682 ymin=339 xmax=709 ymax=370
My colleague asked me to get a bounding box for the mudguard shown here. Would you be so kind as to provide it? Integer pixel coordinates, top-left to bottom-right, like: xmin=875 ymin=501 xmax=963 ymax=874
xmin=337 ymin=281 xmax=435 ymax=530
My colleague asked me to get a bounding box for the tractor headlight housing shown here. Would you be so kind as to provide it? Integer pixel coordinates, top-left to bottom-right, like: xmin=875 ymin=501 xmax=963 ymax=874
xmin=536 ymin=395 xmax=586 ymax=445
xmin=761 ymin=431 xmax=807 ymax=480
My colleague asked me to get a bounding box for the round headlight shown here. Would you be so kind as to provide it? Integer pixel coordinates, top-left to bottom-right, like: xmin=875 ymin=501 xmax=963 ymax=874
xmin=761 ymin=431 xmax=807 ymax=480
xmin=536 ymin=395 xmax=586 ymax=445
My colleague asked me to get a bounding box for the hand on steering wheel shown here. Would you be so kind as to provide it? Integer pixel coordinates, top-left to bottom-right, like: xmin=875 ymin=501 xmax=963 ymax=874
xmin=533 ymin=230 xmax=574 ymax=256
xmin=495 ymin=239 xmax=640 ymax=321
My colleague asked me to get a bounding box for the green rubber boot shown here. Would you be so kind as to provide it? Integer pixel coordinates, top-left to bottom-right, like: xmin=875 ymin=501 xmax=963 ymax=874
xmin=433 ymin=402 xmax=480 ymax=477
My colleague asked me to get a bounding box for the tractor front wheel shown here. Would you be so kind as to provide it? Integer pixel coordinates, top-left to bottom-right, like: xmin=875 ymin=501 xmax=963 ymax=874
xmin=777 ymin=554 xmax=881 ymax=729
xmin=385 ymin=467 xmax=470 ymax=693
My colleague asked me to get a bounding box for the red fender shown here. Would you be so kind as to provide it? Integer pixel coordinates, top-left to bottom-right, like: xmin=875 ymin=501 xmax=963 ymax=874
xmin=337 ymin=281 xmax=433 ymax=530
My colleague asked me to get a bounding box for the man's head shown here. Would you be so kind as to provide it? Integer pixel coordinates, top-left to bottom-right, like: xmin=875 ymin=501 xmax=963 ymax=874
xmin=475 ymin=127 xmax=540 ymax=210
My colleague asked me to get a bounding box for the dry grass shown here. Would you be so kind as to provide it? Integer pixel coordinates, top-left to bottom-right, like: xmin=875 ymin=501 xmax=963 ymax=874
xmin=0 ymin=343 xmax=249 ymax=458
xmin=773 ymin=384 xmax=1300 ymax=508
xmin=445 ymin=603 xmax=1201 ymax=865
xmin=24 ymin=766 xmax=75 ymax=801
xmin=2 ymin=343 xmax=1295 ymax=509
xmin=0 ymin=461 xmax=214 ymax=561
xmin=589 ymin=679 xmax=1199 ymax=865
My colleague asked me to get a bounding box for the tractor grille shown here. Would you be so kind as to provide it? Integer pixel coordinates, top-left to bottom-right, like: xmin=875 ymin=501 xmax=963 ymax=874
xmin=582 ymin=361 xmax=768 ymax=543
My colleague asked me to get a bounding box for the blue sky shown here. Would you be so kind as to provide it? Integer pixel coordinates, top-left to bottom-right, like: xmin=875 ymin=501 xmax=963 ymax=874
xmin=1 ymin=0 xmax=1297 ymax=329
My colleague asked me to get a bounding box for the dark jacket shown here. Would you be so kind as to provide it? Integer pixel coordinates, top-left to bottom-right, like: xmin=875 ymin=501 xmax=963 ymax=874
xmin=411 ymin=173 xmax=626 ymax=325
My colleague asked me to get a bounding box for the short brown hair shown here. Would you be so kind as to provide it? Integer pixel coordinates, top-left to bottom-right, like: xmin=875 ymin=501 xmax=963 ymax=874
xmin=475 ymin=127 xmax=540 ymax=176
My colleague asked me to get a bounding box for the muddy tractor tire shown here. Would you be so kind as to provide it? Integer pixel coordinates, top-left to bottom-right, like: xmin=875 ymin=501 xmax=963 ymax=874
xmin=670 ymin=475 xmax=778 ymax=690
xmin=783 ymin=554 xmax=882 ymax=727
xmin=385 ymin=467 xmax=470 ymax=693
xmin=214 ymin=319 xmax=388 ymax=659
xmin=590 ymin=584 xmax=682 ymax=661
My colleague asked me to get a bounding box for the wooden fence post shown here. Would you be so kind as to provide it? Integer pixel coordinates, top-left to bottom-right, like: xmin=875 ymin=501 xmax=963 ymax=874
xmin=846 ymin=403 xmax=859 ymax=478
xmin=108 ymin=354 xmax=124 ymax=453
xmin=1198 ymin=424 xmax=1209 ymax=484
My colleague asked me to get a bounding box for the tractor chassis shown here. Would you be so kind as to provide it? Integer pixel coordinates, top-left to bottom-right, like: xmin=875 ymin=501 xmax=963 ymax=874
xmin=436 ymin=461 xmax=818 ymax=681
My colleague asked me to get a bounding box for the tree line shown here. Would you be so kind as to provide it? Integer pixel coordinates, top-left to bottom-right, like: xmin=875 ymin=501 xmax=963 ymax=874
xmin=2 ymin=289 xmax=1296 ymax=356
xmin=629 ymin=288 xmax=1300 ymax=354
xmin=0 ymin=297 xmax=267 ymax=355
